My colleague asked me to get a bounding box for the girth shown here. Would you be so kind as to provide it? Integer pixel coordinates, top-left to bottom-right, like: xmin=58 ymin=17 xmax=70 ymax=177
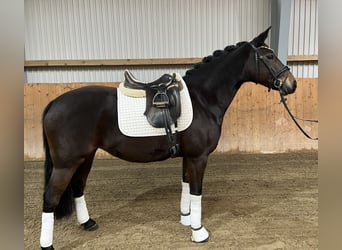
xmin=123 ymin=70 xmax=181 ymax=157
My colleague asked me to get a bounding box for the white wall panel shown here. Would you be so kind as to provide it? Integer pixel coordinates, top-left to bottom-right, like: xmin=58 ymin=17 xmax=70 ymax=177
xmin=288 ymin=0 xmax=318 ymax=56
xmin=288 ymin=0 xmax=318 ymax=77
xmin=25 ymin=0 xmax=318 ymax=82
xmin=288 ymin=61 xmax=318 ymax=78
xmin=25 ymin=0 xmax=271 ymax=61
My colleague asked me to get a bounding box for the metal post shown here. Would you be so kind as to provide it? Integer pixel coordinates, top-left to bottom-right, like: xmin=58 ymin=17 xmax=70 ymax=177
xmin=271 ymin=0 xmax=292 ymax=64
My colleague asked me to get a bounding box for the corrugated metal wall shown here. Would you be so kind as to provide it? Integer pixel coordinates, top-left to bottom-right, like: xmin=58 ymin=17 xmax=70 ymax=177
xmin=288 ymin=0 xmax=318 ymax=77
xmin=25 ymin=0 xmax=272 ymax=82
xmin=25 ymin=0 xmax=318 ymax=81
xmin=25 ymin=0 xmax=272 ymax=59
xmin=289 ymin=0 xmax=318 ymax=56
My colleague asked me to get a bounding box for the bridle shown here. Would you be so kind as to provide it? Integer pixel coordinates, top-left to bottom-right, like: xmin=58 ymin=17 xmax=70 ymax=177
xmin=250 ymin=43 xmax=318 ymax=140
xmin=250 ymin=43 xmax=290 ymax=90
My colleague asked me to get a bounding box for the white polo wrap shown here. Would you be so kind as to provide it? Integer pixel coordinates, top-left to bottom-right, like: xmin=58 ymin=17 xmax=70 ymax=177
xmin=190 ymin=194 xmax=202 ymax=229
xmin=40 ymin=212 xmax=54 ymax=248
xmin=75 ymin=195 xmax=90 ymax=224
xmin=189 ymin=194 xmax=209 ymax=242
xmin=180 ymin=181 xmax=191 ymax=226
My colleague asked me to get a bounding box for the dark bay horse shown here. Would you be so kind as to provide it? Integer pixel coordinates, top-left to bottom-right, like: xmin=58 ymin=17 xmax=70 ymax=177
xmin=39 ymin=27 xmax=297 ymax=249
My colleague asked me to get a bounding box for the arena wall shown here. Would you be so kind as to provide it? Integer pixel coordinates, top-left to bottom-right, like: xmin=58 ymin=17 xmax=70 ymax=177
xmin=24 ymin=78 xmax=318 ymax=160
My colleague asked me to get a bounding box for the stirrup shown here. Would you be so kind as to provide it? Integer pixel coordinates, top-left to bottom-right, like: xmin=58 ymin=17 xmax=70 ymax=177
xmin=152 ymin=91 xmax=170 ymax=108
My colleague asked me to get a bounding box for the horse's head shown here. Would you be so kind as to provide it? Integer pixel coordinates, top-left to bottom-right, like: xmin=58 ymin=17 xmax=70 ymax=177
xmin=248 ymin=27 xmax=297 ymax=96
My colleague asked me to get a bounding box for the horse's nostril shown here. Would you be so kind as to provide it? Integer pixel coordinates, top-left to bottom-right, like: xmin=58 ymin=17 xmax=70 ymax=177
xmin=288 ymin=80 xmax=297 ymax=94
xmin=293 ymin=80 xmax=297 ymax=90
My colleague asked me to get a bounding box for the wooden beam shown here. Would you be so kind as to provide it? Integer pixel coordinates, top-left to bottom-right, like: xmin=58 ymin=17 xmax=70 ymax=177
xmin=24 ymin=55 xmax=318 ymax=67
xmin=24 ymin=58 xmax=202 ymax=67
xmin=287 ymin=55 xmax=318 ymax=62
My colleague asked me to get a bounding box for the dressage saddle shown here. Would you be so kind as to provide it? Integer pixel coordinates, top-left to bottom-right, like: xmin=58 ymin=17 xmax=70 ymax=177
xmin=123 ymin=70 xmax=181 ymax=128
xmin=123 ymin=70 xmax=182 ymax=156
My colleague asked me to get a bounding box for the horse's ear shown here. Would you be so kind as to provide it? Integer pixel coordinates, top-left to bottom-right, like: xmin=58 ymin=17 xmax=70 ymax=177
xmin=251 ymin=26 xmax=271 ymax=46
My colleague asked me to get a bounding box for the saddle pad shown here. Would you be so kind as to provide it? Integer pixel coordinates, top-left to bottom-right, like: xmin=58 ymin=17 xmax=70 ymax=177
xmin=117 ymin=77 xmax=193 ymax=137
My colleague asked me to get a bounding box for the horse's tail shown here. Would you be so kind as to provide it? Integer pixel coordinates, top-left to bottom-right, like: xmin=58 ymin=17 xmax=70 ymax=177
xmin=42 ymin=101 xmax=74 ymax=219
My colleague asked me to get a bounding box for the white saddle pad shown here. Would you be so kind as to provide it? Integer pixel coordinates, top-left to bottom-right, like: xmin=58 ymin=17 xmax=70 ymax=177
xmin=117 ymin=74 xmax=193 ymax=137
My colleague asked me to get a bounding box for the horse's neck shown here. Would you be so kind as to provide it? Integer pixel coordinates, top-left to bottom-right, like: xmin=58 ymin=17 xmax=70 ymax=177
xmin=184 ymin=57 xmax=248 ymax=125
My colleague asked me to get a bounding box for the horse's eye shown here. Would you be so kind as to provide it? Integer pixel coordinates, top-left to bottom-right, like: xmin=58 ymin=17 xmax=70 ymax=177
xmin=266 ymin=54 xmax=274 ymax=60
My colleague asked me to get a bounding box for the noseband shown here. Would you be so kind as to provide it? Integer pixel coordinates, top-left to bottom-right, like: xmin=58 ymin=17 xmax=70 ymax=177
xmin=250 ymin=43 xmax=318 ymax=140
xmin=250 ymin=43 xmax=289 ymax=90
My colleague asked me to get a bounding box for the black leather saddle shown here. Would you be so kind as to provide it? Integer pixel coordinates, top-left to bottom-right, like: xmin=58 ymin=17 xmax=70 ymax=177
xmin=123 ymin=70 xmax=182 ymax=157
xmin=123 ymin=70 xmax=181 ymax=128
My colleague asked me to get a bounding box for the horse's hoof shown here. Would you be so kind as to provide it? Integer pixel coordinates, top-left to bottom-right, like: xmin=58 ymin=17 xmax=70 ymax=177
xmin=41 ymin=245 xmax=54 ymax=250
xmin=82 ymin=218 xmax=98 ymax=231
xmin=191 ymin=225 xmax=209 ymax=243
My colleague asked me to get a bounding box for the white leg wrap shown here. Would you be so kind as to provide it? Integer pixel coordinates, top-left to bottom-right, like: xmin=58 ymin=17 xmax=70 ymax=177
xmin=190 ymin=194 xmax=209 ymax=242
xmin=40 ymin=212 xmax=54 ymax=248
xmin=190 ymin=194 xmax=202 ymax=229
xmin=180 ymin=181 xmax=191 ymax=226
xmin=75 ymin=195 xmax=90 ymax=224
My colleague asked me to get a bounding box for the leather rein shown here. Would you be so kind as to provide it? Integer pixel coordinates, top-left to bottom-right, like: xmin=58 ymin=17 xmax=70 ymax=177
xmin=250 ymin=43 xmax=318 ymax=140
xmin=279 ymin=93 xmax=318 ymax=140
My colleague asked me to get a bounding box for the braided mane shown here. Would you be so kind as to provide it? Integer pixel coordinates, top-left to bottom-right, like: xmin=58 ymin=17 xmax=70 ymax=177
xmin=185 ymin=41 xmax=247 ymax=76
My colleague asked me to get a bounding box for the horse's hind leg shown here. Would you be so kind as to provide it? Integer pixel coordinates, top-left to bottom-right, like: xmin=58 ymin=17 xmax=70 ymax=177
xmin=71 ymin=150 xmax=98 ymax=231
xmin=40 ymin=165 xmax=79 ymax=249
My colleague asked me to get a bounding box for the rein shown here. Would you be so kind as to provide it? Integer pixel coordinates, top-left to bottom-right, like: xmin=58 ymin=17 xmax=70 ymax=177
xmin=279 ymin=92 xmax=318 ymax=140
xmin=250 ymin=42 xmax=318 ymax=140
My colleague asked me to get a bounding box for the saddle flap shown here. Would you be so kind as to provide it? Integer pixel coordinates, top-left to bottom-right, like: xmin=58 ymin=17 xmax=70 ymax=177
xmin=146 ymin=109 xmax=174 ymax=128
xmin=120 ymin=70 xmax=183 ymax=128
xmin=145 ymin=87 xmax=181 ymax=128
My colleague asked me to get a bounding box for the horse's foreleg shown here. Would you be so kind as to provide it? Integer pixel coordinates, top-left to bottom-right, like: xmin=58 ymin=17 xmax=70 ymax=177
xmin=189 ymin=194 xmax=209 ymax=242
xmin=180 ymin=181 xmax=191 ymax=226
xmin=180 ymin=161 xmax=191 ymax=225
xmin=183 ymin=156 xmax=209 ymax=243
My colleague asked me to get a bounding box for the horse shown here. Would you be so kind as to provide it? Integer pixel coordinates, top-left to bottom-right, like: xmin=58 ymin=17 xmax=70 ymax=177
xmin=39 ymin=27 xmax=297 ymax=249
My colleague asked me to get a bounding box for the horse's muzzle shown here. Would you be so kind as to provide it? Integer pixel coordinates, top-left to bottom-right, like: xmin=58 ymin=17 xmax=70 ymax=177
xmin=280 ymin=79 xmax=297 ymax=95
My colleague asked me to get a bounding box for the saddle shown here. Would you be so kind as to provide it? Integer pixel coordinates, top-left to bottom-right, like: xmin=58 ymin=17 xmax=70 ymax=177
xmin=123 ymin=70 xmax=182 ymax=156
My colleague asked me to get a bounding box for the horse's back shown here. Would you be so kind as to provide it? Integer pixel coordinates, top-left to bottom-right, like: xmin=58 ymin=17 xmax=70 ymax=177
xmin=48 ymin=85 xmax=116 ymax=109
xmin=45 ymin=85 xmax=116 ymax=117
